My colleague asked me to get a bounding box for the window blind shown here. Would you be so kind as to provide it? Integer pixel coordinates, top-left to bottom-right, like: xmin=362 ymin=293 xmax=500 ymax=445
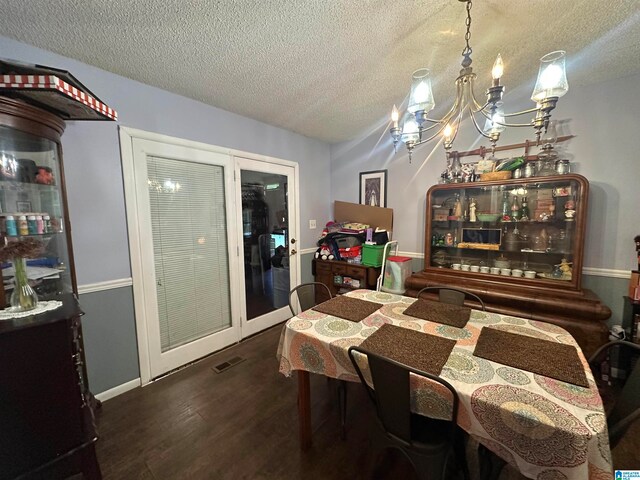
xmin=147 ymin=156 xmax=231 ymax=352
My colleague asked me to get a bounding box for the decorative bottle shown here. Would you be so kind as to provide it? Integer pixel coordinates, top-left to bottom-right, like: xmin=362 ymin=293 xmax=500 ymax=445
xmin=520 ymin=197 xmax=530 ymax=221
xmin=510 ymin=196 xmax=521 ymax=221
xmin=501 ymin=192 xmax=511 ymax=221
xmin=453 ymin=194 xmax=462 ymax=219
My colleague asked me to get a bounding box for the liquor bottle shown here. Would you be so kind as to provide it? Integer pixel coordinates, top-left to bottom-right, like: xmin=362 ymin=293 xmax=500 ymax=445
xmin=453 ymin=194 xmax=462 ymax=219
xmin=462 ymin=197 xmax=470 ymax=222
xmin=520 ymin=197 xmax=530 ymax=221
xmin=501 ymin=192 xmax=511 ymax=221
xmin=510 ymin=196 xmax=521 ymax=221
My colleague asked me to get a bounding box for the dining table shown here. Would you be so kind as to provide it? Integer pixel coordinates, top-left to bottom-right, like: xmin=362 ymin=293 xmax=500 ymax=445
xmin=277 ymin=289 xmax=613 ymax=480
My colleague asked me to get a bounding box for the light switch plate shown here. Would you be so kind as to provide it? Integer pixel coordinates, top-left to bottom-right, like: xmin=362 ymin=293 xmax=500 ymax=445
xmin=309 ymin=219 xmax=317 ymax=229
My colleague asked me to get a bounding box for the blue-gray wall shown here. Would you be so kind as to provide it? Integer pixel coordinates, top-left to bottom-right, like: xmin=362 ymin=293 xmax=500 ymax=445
xmin=1 ymin=36 xmax=332 ymax=394
xmin=79 ymin=287 xmax=138 ymax=394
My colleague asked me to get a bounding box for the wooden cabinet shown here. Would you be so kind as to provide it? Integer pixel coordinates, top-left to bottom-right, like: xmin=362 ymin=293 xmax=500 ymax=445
xmin=0 ymin=297 xmax=99 ymax=480
xmin=405 ymin=174 xmax=610 ymax=356
xmin=312 ymin=259 xmax=381 ymax=299
xmin=0 ymin=97 xmax=101 ymax=479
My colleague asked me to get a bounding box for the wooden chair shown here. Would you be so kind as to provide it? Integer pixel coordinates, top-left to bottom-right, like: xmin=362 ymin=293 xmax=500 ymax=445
xmin=416 ymin=285 xmax=486 ymax=311
xmin=348 ymin=345 xmax=469 ymax=480
xmin=288 ymin=282 xmax=348 ymax=438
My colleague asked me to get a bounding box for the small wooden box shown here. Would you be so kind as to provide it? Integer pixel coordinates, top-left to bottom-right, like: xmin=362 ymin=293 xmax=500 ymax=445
xmin=480 ymin=171 xmax=511 ymax=181
xmin=433 ymin=208 xmax=449 ymax=221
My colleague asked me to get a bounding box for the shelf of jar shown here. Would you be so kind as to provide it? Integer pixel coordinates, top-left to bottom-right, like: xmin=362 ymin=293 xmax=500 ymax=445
xmin=429 ymin=264 xmax=573 ymax=281
xmin=431 ymin=245 xmax=572 ymax=256
xmin=0 ymin=179 xmax=58 ymax=190
xmin=432 ymin=218 xmax=575 ymax=226
xmin=5 ymin=232 xmax=63 ymax=238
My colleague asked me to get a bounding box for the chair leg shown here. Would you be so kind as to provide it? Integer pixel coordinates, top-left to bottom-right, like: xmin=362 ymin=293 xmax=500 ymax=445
xmin=338 ymin=380 xmax=347 ymax=439
xmin=455 ymin=429 xmax=471 ymax=480
xmin=479 ymin=444 xmax=506 ymax=480
xmin=405 ymin=449 xmax=449 ymax=480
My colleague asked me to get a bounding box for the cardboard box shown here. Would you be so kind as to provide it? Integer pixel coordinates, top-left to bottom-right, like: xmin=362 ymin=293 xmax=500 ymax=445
xmin=334 ymin=201 xmax=393 ymax=236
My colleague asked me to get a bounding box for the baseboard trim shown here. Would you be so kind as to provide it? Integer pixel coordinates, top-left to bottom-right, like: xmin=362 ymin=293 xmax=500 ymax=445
xmin=78 ymin=278 xmax=133 ymax=295
xmin=95 ymin=378 xmax=141 ymax=402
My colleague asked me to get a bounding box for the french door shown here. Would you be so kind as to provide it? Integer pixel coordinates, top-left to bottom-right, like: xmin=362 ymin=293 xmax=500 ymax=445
xmin=122 ymin=131 xmax=242 ymax=382
xmin=121 ymin=128 xmax=300 ymax=383
xmin=234 ymin=156 xmax=299 ymax=338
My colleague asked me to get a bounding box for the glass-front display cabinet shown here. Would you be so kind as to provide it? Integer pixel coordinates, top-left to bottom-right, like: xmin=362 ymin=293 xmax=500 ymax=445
xmin=0 ymin=115 xmax=74 ymax=305
xmin=0 ymin=96 xmax=101 ymax=480
xmin=426 ymin=174 xmax=587 ymax=290
xmin=405 ymin=172 xmax=611 ymax=356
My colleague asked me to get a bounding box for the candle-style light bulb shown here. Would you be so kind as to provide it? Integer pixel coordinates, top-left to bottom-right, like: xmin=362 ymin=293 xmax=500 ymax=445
xmin=492 ymin=54 xmax=504 ymax=82
xmin=391 ymin=105 xmax=399 ymax=128
xmin=443 ymin=123 xmax=453 ymax=141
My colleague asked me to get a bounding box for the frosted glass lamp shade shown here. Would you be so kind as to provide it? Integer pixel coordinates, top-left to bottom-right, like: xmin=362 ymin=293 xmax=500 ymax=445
xmin=401 ymin=114 xmax=420 ymax=144
xmin=484 ymin=103 xmax=506 ymax=134
xmin=407 ymin=68 xmax=435 ymax=114
xmin=531 ymin=51 xmax=569 ymax=102
xmin=541 ymin=120 xmax=558 ymax=146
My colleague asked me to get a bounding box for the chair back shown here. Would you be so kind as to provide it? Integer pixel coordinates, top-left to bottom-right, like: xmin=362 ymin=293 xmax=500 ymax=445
xmin=288 ymin=282 xmax=331 ymax=316
xmin=589 ymin=340 xmax=640 ymax=448
xmin=417 ymin=286 xmax=485 ymax=311
xmin=348 ymin=345 xmax=458 ymax=447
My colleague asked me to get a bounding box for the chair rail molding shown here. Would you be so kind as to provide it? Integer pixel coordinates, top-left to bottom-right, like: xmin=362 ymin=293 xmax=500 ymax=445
xmin=78 ymin=278 xmax=133 ymax=295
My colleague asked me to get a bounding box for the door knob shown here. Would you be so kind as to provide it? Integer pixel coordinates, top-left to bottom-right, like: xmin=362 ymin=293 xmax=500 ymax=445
xmin=291 ymin=238 xmax=296 ymax=244
xmin=290 ymin=249 xmax=297 ymax=255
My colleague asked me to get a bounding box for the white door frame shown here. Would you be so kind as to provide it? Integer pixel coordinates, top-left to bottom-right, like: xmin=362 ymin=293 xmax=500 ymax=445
xmin=120 ymin=127 xmax=300 ymax=384
xmin=234 ymin=155 xmax=300 ymax=338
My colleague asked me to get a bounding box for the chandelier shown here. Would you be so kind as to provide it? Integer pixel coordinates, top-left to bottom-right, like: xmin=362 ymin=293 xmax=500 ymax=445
xmin=390 ymin=0 xmax=569 ymax=162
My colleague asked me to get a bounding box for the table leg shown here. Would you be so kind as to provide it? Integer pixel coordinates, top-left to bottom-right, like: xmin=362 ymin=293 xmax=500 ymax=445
xmin=297 ymin=370 xmax=312 ymax=450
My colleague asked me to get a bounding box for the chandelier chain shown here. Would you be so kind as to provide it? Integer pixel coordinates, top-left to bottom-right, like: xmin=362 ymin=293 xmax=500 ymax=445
xmin=462 ymin=0 xmax=472 ymax=58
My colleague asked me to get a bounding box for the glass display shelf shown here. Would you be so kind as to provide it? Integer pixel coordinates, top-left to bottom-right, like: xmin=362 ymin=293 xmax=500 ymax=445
xmin=0 ymin=120 xmax=73 ymax=302
xmin=425 ymin=174 xmax=587 ymax=290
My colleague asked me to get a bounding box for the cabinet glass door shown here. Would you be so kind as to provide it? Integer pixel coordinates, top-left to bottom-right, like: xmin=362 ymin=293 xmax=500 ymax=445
xmin=0 ymin=125 xmax=72 ymax=301
xmin=427 ymin=175 xmax=585 ymax=289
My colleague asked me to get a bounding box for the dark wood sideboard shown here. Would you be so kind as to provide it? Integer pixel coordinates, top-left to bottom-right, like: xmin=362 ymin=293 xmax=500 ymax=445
xmin=312 ymin=259 xmax=381 ymax=301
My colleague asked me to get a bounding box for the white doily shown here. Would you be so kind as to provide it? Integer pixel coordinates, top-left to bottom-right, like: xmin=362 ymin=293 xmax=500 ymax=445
xmin=0 ymin=300 xmax=63 ymax=320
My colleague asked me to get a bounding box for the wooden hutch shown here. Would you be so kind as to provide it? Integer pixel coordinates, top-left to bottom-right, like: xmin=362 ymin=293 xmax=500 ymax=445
xmin=405 ymin=171 xmax=610 ymax=356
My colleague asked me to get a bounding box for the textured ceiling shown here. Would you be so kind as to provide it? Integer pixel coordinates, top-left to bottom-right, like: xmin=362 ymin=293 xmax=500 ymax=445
xmin=1 ymin=0 xmax=639 ymax=143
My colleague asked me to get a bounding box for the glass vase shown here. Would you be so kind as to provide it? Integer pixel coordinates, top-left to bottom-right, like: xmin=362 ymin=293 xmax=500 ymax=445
xmin=10 ymin=257 xmax=38 ymax=312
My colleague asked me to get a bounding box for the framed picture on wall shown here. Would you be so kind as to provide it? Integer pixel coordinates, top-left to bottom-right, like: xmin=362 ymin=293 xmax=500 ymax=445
xmin=359 ymin=170 xmax=387 ymax=208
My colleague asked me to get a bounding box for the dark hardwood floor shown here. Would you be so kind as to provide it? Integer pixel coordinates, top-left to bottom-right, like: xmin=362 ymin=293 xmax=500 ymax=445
xmin=94 ymin=324 xmax=639 ymax=479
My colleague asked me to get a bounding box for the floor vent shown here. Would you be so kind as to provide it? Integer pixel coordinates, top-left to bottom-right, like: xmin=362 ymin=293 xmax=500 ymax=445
xmin=212 ymin=356 xmax=246 ymax=374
